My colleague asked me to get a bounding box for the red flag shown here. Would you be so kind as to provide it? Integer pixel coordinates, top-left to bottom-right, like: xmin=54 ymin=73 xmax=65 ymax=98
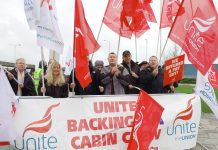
xmin=103 ymin=0 xmax=152 ymax=39
xmin=103 ymin=0 xmax=133 ymax=38
xmin=74 ymin=0 xmax=100 ymax=88
xmin=139 ymin=2 xmax=157 ymax=23
xmin=160 ymin=0 xmax=183 ymax=28
xmin=169 ymin=0 xmax=218 ymax=75
xmin=128 ymin=90 xmax=164 ymax=150
xmin=132 ymin=11 xmax=150 ymax=38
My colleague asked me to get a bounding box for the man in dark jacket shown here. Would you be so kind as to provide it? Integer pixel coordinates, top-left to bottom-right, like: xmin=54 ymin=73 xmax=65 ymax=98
xmin=121 ymin=50 xmax=140 ymax=94
xmin=69 ymin=61 xmax=100 ymax=95
xmin=7 ymin=58 xmax=37 ymax=96
xmin=139 ymin=56 xmax=171 ymax=94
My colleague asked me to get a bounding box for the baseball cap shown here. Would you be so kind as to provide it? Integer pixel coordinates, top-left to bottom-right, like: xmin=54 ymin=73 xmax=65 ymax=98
xmin=122 ymin=50 xmax=131 ymax=56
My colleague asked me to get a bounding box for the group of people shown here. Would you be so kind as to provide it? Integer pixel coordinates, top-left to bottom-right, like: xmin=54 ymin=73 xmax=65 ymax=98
xmin=5 ymin=50 xmax=178 ymax=98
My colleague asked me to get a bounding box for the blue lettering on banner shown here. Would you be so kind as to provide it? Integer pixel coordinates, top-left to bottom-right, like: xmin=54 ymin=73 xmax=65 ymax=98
xmin=14 ymin=135 xmax=58 ymax=150
xmin=37 ymin=34 xmax=64 ymax=46
xmin=167 ymin=122 xmax=197 ymax=141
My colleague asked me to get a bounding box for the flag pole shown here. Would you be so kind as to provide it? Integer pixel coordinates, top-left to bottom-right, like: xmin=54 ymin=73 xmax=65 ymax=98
xmin=134 ymin=32 xmax=138 ymax=62
xmin=71 ymin=48 xmax=75 ymax=96
xmin=70 ymin=0 xmax=76 ymax=97
xmin=116 ymin=31 xmax=121 ymax=63
xmin=156 ymin=0 xmax=163 ymax=60
xmin=90 ymin=21 xmax=104 ymax=61
xmin=41 ymin=47 xmax=45 ymax=96
xmin=159 ymin=0 xmax=185 ymax=63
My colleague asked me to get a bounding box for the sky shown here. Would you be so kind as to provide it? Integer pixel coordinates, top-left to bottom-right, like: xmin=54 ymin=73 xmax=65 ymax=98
xmin=0 ymin=0 xmax=218 ymax=67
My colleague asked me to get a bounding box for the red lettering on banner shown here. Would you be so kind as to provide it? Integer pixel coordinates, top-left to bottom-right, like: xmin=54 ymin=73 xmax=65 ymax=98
xmin=113 ymin=117 xmax=124 ymax=128
xmin=89 ymin=118 xmax=98 ymax=130
xmin=122 ymin=132 xmax=131 ymax=143
xmin=81 ymin=136 xmax=91 ymax=148
xmin=93 ymin=101 xmax=136 ymax=113
xmin=92 ymin=135 xmax=101 ymax=147
xmin=71 ymin=136 xmax=81 ymax=149
xmin=71 ymin=133 xmax=117 ymax=149
xmin=68 ymin=116 xmax=133 ymax=132
xmin=68 ymin=120 xmax=77 ymax=132
xmin=98 ymin=117 xmax=109 ymax=129
xmin=78 ymin=119 xmax=89 ymax=131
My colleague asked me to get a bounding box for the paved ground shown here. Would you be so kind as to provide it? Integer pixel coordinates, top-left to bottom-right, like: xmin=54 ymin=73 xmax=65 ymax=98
xmin=191 ymin=113 xmax=218 ymax=150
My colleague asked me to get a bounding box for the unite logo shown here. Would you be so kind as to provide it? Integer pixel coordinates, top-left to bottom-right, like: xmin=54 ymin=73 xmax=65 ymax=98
xmin=14 ymin=103 xmax=60 ymax=150
xmin=166 ymin=0 xmax=180 ymax=22
xmin=167 ymin=97 xmax=198 ymax=141
xmin=132 ymin=106 xmax=145 ymax=150
xmin=23 ymin=103 xmax=60 ymax=137
xmin=184 ymin=8 xmax=216 ymax=53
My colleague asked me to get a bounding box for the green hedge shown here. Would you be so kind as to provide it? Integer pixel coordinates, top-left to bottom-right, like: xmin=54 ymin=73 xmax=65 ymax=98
xmin=180 ymin=78 xmax=196 ymax=84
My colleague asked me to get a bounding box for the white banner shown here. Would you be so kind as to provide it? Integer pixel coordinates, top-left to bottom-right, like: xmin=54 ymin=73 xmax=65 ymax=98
xmin=64 ymin=47 xmax=74 ymax=76
xmin=24 ymin=0 xmax=40 ymax=30
xmin=36 ymin=0 xmax=64 ymax=53
xmin=196 ymin=70 xmax=218 ymax=120
xmin=0 ymin=66 xmax=16 ymax=141
xmin=11 ymin=94 xmax=200 ymax=150
xmin=24 ymin=0 xmax=64 ymax=53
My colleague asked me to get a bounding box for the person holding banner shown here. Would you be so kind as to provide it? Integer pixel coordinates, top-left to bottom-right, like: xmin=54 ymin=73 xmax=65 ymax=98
xmin=121 ymin=50 xmax=140 ymax=94
xmin=100 ymin=52 xmax=130 ymax=95
xmin=139 ymin=56 xmax=171 ymax=94
xmin=69 ymin=60 xmax=100 ymax=95
xmin=7 ymin=58 xmax=36 ymax=96
xmin=38 ymin=61 xmax=68 ymax=98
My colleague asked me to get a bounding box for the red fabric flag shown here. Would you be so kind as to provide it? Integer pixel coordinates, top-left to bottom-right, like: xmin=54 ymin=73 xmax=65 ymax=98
xmin=160 ymin=0 xmax=183 ymax=28
xmin=103 ymin=0 xmax=133 ymax=38
xmin=74 ymin=0 xmax=100 ymax=88
xmin=128 ymin=90 xmax=164 ymax=150
xmin=139 ymin=2 xmax=157 ymax=23
xmin=132 ymin=11 xmax=150 ymax=38
xmin=169 ymin=0 xmax=218 ymax=75
xmin=103 ymin=0 xmax=153 ymax=39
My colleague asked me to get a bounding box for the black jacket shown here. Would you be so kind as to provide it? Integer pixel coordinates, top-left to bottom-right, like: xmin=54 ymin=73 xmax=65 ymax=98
xmin=139 ymin=66 xmax=169 ymax=94
xmin=122 ymin=60 xmax=140 ymax=94
xmin=69 ymin=62 xmax=99 ymax=95
xmin=8 ymin=68 xmax=37 ymax=96
xmin=38 ymin=79 xmax=68 ymax=98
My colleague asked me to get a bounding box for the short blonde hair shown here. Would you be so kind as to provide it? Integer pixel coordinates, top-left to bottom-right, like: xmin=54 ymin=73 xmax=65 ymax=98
xmin=46 ymin=61 xmax=65 ymax=86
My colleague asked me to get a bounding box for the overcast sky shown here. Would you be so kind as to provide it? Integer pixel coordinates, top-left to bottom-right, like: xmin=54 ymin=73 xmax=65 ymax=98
xmin=0 ymin=0 xmax=218 ymax=67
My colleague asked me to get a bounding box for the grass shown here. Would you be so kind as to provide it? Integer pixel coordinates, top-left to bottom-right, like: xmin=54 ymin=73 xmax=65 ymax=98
xmin=175 ymin=85 xmax=218 ymax=113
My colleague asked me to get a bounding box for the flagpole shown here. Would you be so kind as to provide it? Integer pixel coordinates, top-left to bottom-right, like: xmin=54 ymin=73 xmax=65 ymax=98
xmin=159 ymin=0 xmax=185 ymax=64
xmin=116 ymin=31 xmax=121 ymax=63
xmin=90 ymin=21 xmax=104 ymax=61
xmin=134 ymin=32 xmax=138 ymax=62
xmin=41 ymin=47 xmax=45 ymax=96
xmin=71 ymin=49 xmax=75 ymax=96
xmin=156 ymin=0 xmax=163 ymax=60
xmin=70 ymin=0 xmax=76 ymax=97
